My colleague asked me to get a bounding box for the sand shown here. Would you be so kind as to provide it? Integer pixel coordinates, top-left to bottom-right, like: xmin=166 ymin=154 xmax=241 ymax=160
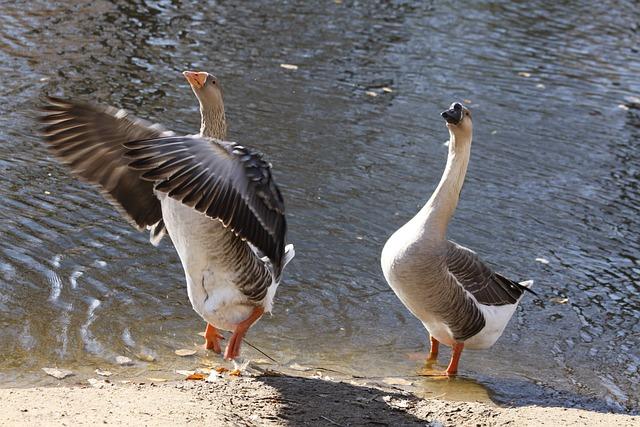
xmin=1 ymin=374 xmax=637 ymax=426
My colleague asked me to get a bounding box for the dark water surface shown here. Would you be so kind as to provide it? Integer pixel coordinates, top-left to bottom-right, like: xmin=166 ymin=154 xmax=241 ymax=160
xmin=0 ymin=0 xmax=638 ymax=413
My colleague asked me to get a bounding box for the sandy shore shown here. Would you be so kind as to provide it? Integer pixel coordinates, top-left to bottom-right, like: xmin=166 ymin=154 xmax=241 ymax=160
xmin=1 ymin=373 xmax=637 ymax=426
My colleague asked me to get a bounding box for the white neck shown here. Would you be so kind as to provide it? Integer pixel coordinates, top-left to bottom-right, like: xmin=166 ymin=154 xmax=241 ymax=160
xmin=200 ymin=103 xmax=227 ymax=139
xmin=412 ymin=129 xmax=472 ymax=242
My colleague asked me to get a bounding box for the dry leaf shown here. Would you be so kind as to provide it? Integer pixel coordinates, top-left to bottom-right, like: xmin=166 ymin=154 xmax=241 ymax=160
xmin=550 ymin=297 xmax=569 ymax=304
xmin=365 ymin=91 xmax=378 ymax=97
xmin=229 ymin=369 xmax=242 ymax=377
xmin=95 ymin=369 xmax=112 ymax=377
xmin=175 ymin=349 xmax=197 ymax=357
xmin=518 ymin=72 xmax=531 ymax=77
xmin=463 ymin=99 xmax=472 ymax=104
xmin=186 ymin=373 xmax=206 ymax=381
xmin=618 ymin=104 xmax=630 ymax=111
xmin=382 ymin=87 xmax=393 ymax=93
xmin=42 ymin=368 xmax=73 ymax=379
xmin=252 ymin=358 xmax=272 ymax=365
xmin=147 ymin=377 xmax=168 ymax=382
xmin=280 ymin=63 xmax=298 ymax=70
xmin=383 ymin=377 xmax=413 ymax=386
xmin=214 ymin=366 xmax=230 ymax=374
xmin=115 ymin=356 xmax=133 ymax=366
xmin=535 ymin=257 xmax=550 ymax=264
xmin=175 ymin=370 xmax=195 ymax=376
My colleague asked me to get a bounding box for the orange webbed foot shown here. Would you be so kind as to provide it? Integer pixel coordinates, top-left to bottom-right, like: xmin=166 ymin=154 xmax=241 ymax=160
xmin=223 ymin=306 xmax=264 ymax=360
xmin=204 ymin=323 xmax=224 ymax=354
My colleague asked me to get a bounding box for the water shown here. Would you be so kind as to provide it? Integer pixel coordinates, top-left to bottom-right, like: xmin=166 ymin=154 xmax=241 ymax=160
xmin=1 ymin=0 xmax=638 ymax=413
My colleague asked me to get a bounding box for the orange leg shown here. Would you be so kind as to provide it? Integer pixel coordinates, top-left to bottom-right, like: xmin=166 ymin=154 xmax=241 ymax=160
xmin=445 ymin=342 xmax=464 ymax=376
xmin=427 ymin=336 xmax=439 ymax=362
xmin=204 ymin=323 xmax=224 ymax=353
xmin=224 ymin=306 xmax=264 ymax=360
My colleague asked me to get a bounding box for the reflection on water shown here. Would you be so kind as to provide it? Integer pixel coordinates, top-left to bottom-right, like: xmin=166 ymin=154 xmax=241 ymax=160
xmin=0 ymin=0 xmax=638 ymax=413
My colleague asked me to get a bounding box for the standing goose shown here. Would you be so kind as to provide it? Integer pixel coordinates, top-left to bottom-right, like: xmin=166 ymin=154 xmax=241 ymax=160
xmin=381 ymin=102 xmax=535 ymax=375
xmin=40 ymin=71 xmax=294 ymax=360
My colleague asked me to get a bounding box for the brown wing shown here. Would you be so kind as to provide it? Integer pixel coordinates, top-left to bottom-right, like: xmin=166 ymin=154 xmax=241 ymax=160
xmin=446 ymin=241 xmax=533 ymax=306
xmin=124 ymin=136 xmax=287 ymax=273
xmin=39 ymin=96 xmax=173 ymax=231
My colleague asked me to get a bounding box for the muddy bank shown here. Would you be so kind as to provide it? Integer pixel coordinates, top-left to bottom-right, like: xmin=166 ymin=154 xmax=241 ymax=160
xmin=1 ymin=374 xmax=637 ymax=426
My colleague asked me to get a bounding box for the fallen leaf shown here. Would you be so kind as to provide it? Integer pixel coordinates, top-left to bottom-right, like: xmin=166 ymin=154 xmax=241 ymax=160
xmin=280 ymin=63 xmax=298 ymax=71
xmin=463 ymin=99 xmax=472 ymax=104
xmin=42 ymin=368 xmax=73 ymax=379
xmin=289 ymin=363 xmax=312 ymax=371
xmin=383 ymin=377 xmax=413 ymax=386
xmin=95 ymin=369 xmax=112 ymax=377
xmin=115 ymin=356 xmax=133 ymax=366
xmin=44 ymin=191 xmax=51 ymax=195
xmin=175 ymin=370 xmax=195 ymax=376
xmin=365 ymin=91 xmax=378 ymax=97
xmin=252 ymin=358 xmax=272 ymax=365
xmin=214 ymin=366 xmax=230 ymax=374
xmin=518 ymin=72 xmax=531 ymax=77
xmin=186 ymin=373 xmax=206 ymax=381
xmin=229 ymin=369 xmax=242 ymax=377
xmin=550 ymin=297 xmax=569 ymax=304
xmin=147 ymin=377 xmax=168 ymax=382
xmin=175 ymin=349 xmax=197 ymax=357
xmin=618 ymin=104 xmax=630 ymax=111
xmin=536 ymin=83 xmax=546 ymax=89
xmin=382 ymin=87 xmax=393 ymax=93
xmin=535 ymin=257 xmax=550 ymax=264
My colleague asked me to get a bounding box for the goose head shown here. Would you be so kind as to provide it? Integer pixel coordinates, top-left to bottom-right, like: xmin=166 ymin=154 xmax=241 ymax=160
xmin=183 ymin=70 xmax=227 ymax=138
xmin=441 ymin=102 xmax=472 ymax=141
xmin=183 ymin=71 xmax=224 ymax=112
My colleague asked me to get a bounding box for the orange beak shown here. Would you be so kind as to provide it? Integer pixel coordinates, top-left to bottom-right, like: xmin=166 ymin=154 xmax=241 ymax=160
xmin=183 ymin=71 xmax=208 ymax=89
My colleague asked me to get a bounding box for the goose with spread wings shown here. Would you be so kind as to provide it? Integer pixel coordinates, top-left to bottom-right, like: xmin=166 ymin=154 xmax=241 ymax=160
xmin=40 ymin=71 xmax=294 ymax=360
xmin=381 ymin=102 xmax=535 ymax=375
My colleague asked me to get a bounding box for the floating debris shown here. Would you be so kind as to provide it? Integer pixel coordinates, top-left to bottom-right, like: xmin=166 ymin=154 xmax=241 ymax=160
xmin=175 ymin=349 xmax=197 ymax=357
xmin=535 ymin=257 xmax=550 ymax=264
xmin=95 ymin=369 xmax=113 ymax=377
xmin=536 ymin=83 xmax=546 ymax=89
xmin=365 ymin=91 xmax=378 ymax=97
xmin=518 ymin=72 xmax=531 ymax=77
xmin=136 ymin=352 xmax=156 ymax=362
xmin=115 ymin=356 xmax=133 ymax=366
xmin=280 ymin=63 xmax=298 ymax=71
xmin=383 ymin=377 xmax=413 ymax=386
xmin=618 ymin=104 xmax=630 ymax=111
xmin=42 ymin=367 xmax=73 ymax=379
xmin=382 ymin=87 xmax=393 ymax=93
xmin=550 ymin=297 xmax=569 ymax=304
xmin=289 ymin=363 xmax=312 ymax=371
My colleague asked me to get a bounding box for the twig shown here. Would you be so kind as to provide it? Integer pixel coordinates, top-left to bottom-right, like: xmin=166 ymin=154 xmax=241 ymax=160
xmin=320 ymin=415 xmax=345 ymax=427
xmin=243 ymin=339 xmax=279 ymax=364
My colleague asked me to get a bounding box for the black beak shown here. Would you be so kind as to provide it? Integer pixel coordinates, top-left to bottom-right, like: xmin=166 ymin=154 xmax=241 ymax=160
xmin=441 ymin=102 xmax=463 ymax=125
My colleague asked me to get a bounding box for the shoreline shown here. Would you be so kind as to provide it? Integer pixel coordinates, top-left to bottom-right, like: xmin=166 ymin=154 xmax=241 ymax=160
xmin=1 ymin=372 xmax=637 ymax=426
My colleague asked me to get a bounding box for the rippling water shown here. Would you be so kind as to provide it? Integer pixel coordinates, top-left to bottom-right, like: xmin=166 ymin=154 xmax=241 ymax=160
xmin=0 ymin=0 xmax=638 ymax=413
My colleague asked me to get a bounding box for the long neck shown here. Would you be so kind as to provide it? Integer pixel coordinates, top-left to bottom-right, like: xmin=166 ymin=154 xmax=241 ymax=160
xmin=200 ymin=103 xmax=227 ymax=139
xmin=413 ymin=131 xmax=472 ymax=242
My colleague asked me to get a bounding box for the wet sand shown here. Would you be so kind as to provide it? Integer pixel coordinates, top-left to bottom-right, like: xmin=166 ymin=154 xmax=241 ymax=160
xmin=1 ymin=374 xmax=637 ymax=426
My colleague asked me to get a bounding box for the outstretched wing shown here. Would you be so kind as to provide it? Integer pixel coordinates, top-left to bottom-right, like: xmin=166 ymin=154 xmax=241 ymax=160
xmin=124 ymin=136 xmax=287 ymax=273
xmin=39 ymin=97 xmax=173 ymax=233
xmin=446 ymin=241 xmax=535 ymax=306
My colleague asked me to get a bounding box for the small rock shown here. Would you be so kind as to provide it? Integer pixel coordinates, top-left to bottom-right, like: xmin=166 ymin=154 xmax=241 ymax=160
xmin=115 ymin=356 xmax=133 ymax=366
xmin=95 ymin=369 xmax=113 ymax=377
xmin=42 ymin=367 xmax=74 ymax=379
